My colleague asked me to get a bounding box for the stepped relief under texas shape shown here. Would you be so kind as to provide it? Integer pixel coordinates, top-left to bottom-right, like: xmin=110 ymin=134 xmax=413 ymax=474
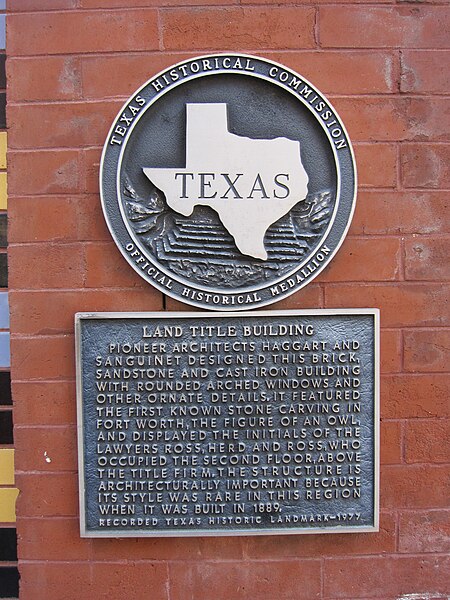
xmin=143 ymin=103 xmax=309 ymax=261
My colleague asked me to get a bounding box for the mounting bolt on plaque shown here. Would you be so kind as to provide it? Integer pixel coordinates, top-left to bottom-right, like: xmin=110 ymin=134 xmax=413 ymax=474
xmin=100 ymin=54 xmax=357 ymax=310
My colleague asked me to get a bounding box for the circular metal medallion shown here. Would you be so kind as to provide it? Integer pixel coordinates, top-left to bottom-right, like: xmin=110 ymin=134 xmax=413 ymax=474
xmin=100 ymin=54 xmax=356 ymax=311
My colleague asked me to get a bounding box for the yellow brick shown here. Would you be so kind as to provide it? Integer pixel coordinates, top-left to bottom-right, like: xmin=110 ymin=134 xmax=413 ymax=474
xmin=0 ymin=172 xmax=6 ymax=209
xmin=0 ymin=488 xmax=19 ymax=522
xmin=0 ymin=132 xmax=6 ymax=169
xmin=0 ymin=449 xmax=14 ymax=484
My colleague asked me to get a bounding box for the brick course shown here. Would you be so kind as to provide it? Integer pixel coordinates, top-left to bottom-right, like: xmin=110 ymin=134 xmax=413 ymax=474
xmin=7 ymin=1 xmax=449 ymax=599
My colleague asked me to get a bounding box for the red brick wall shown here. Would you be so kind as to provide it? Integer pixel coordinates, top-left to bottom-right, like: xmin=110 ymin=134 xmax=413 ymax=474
xmin=7 ymin=1 xmax=449 ymax=599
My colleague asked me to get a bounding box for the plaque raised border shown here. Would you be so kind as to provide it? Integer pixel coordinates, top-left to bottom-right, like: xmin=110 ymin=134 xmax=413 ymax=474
xmin=76 ymin=309 xmax=379 ymax=537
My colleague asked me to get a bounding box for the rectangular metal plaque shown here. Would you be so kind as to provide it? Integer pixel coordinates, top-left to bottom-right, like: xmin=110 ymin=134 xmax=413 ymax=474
xmin=76 ymin=310 xmax=379 ymax=537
